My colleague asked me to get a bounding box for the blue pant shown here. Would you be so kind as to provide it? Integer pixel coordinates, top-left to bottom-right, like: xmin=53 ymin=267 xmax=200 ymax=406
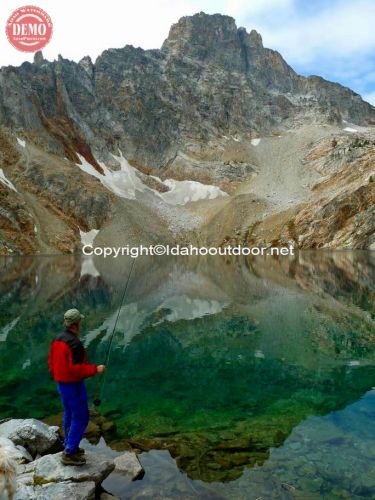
xmin=57 ymin=381 xmax=90 ymax=455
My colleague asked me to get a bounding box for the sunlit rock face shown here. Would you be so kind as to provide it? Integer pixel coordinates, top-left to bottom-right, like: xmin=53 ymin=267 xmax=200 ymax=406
xmin=1 ymin=12 xmax=373 ymax=168
xmin=0 ymin=12 xmax=374 ymax=254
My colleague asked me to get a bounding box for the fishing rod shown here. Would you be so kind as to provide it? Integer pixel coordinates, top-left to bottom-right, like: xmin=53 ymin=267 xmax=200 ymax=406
xmin=93 ymin=258 xmax=136 ymax=407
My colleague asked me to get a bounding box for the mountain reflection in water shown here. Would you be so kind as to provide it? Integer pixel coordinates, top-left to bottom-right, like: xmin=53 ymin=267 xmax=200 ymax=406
xmin=0 ymin=252 xmax=374 ymax=498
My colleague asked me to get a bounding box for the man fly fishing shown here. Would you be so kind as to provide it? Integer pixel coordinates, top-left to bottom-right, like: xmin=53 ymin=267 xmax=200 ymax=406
xmin=48 ymin=309 xmax=105 ymax=466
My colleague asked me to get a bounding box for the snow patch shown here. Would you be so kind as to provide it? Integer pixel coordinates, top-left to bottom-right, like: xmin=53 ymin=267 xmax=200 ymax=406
xmin=22 ymin=359 xmax=31 ymax=370
xmin=0 ymin=317 xmax=20 ymax=342
xmin=251 ymin=138 xmax=261 ymax=146
xmin=80 ymin=229 xmax=99 ymax=246
xmin=81 ymin=257 xmax=100 ymax=278
xmin=254 ymin=349 xmax=265 ymax=359
xmin=77 ymin=152 xmax=150 ymax=200
xmin=344 ymin=127 xmax=357 ymax=133
xmin=347 ymin=360 xmax=360 ymax=367
xmin=161 ymin=179 xmax=227 ymax=205
xmin=106 ymin=152 xmax=150 ymax=199
xmin=150 ymin=174 xmax=164 ymax=183
xmin=77 ymin=151 xmax=227 ymax=206
xmin=85 ymin=296 xmax=227 ymax=348
xmin=84 ymin=303 xmax=147 ymax=348
xmin=157 ymin=296 xmax=227 ymax=322
xmin=17 ymin=138 xmax=26 ymax=148
xmin=0 ymin=169 xmax=17 ymax=192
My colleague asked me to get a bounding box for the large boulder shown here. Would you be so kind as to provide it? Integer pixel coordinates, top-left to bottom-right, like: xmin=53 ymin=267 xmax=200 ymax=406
xmin=16 ymin=452 xmax=114 ymax=500
xmin=0 ymin=419 xmax=60 ymax=456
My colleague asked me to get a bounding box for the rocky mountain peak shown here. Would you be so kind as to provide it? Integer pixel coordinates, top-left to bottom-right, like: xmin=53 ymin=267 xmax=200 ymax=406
xmin=164 ymin=12 xmax=238 ymax=42
xmin=248 ymin=29 xmax=263 ymax=49
xmin=162 ymin=12 xmax=241 ymax=59
xmin=78 ymin=55 xmax=94 ymax=78
xmin=163 ymin=13 xmax=261 ymax=59
xmin=0 ymin=10 xmax=372 ymax=176
xmin=33 ymin=51 xmax=45 ymax=64
xmin=161 ymin=13 xmax=297 ymax=91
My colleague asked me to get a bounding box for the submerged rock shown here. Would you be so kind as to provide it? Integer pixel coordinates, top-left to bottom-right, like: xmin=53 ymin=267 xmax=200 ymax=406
xmin=114 ymin=452 xmax=144 ymax=480
xmin=100 ymin=493 xmax=120 ymax=500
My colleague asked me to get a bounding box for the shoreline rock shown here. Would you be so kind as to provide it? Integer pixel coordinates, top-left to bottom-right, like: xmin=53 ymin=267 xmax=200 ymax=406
xmin=0 ymin=418 xmax=60 ymax=457
xmin=0 ymin=418 xmax=143 ymax=500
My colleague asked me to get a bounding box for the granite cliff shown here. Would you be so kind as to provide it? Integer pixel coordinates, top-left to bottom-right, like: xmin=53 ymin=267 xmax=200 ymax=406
xmin=0 ymin=12 xmax=374 ymax=253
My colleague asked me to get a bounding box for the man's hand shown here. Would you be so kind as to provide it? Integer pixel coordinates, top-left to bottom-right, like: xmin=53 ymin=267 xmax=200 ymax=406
xmin=97 ymin=365 xmax=106 ymax=374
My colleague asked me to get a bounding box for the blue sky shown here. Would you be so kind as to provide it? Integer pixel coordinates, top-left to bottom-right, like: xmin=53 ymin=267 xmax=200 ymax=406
xmin=230 ymin=0 xmax=375 ymax=105
xmin=1 ymin=0 xmax=374 ymax=104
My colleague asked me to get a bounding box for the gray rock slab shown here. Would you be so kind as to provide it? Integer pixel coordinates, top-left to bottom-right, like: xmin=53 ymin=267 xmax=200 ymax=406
xmin=15 ymin=484 xmax=35 ymax=500
xmin=30 ymin=451 xmax=114 ymax=485
xmin=15 ymin=481 xmax=96 ymax=500
xmin=37 ymin=481 xmax=96 ymax=500
xmin=17 ymin=470 xmax=34 ymax=487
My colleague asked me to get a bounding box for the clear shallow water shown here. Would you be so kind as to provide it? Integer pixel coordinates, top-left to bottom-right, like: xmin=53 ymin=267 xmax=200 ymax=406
xmin=0 ymin=252 xmax=374 ymax=498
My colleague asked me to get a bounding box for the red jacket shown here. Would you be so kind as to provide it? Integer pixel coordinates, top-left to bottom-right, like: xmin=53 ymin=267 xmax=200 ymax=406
xmin=48 ymin=329 xmax=97 ymax=383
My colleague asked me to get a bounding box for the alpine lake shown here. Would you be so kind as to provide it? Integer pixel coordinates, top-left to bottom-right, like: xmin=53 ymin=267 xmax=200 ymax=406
xmin=0 ymin=251 xmax=374 ymax=499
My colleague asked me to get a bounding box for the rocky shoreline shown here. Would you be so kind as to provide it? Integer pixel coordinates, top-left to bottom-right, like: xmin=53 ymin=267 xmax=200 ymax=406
xmin=0 ymin=418 xmax=144 ymax=499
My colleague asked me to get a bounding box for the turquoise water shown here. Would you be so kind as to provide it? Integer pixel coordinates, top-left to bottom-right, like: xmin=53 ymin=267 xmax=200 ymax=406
xmin=0 ymin=252 xmax=374 ymax=498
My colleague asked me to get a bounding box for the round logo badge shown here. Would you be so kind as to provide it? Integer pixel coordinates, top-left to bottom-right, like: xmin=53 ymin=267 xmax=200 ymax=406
xmin=6 ymin=5 xmax=53 ymax=52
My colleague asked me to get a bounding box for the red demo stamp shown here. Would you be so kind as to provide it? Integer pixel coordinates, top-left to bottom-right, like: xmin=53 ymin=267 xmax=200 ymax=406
xmin=6 ymin=5 xmax=53 ymax=52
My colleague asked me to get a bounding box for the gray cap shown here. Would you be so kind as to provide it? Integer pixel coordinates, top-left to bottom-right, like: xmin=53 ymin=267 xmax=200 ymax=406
xmin=64 ymin=308 xmax=84 ymax=327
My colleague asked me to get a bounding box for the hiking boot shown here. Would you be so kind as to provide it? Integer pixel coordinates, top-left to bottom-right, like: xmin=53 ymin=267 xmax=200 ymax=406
xmin=61 ymin=451 xmax=86 ymax=466
xmin=64 ymin=446 xmax=85 ymax=455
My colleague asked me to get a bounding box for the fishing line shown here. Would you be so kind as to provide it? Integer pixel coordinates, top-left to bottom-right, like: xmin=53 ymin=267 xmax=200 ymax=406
xmin=93 ymin=258 xmax=136 ymax=407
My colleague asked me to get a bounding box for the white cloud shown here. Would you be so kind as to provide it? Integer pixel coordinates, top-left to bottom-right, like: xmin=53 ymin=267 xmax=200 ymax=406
xmin=255 ymin=0 xmax=375 ymax=66
xmin=224 ymin=0 xmax=293 ymax=16
xmin=230 ymin=0 xmax=375 ymax=99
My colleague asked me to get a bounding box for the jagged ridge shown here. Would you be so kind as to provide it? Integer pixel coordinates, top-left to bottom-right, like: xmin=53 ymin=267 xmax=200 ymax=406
xmin=0 ymin=12 xmax=373 ymax=171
